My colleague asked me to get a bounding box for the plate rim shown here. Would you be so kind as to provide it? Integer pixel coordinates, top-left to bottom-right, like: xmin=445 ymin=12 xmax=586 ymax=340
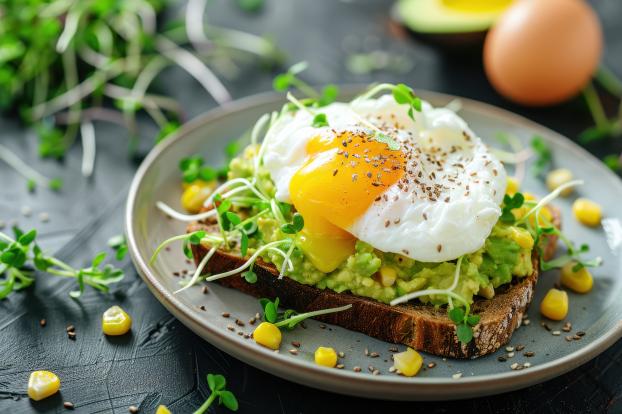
xmin=125 ymin=87 xmax=622 ymax=400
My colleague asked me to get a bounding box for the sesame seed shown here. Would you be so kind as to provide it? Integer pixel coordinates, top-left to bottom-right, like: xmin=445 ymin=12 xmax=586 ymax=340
xmin=516 ymin=344 xmax=525 ymax=351
xmin=389 ymin=366 xmax=396 ymax=373
xmin=576 ymin=331 xmax=586 ymax=337
xmin=369 ymin=352 xmax=379 ymax=358
xmin=291 ymin=341 xmax=301 ymax=348
xmin=427 ymin=362 xmax=436 ymax=369
xmin=288 ymin=349 xmax=299 ymax=355
xmin=565 ymin=336 xmax=573 ymax=342
xmin=63 ymin=401 xmax=75 ymax=409
xmin=498 ymin=356 xmax=507 ymax=362
xmin=199 ymin=305 xmax=206 ymax=311
xmin=338 ymin=351 xmax=345 ymax=358
xmin=552 ymin=330 xmax=561 ymax=336
xmin=129 ymin=406 xmax=139 ymax=414
xmin=39 ymin=212 xmax=50 ymax=222
xmin=336 ymin=364 xmax=344 ymax=369
xmin=505 ymin=346 xmax=514 ymax=352
xmin=510 ymin=363 xmax=519 ymax=370
xmin=202 ymin=286 xmax=209 ymax=294
xmin=39 ymin=319 xmax=46 ymax=327
xmin=372 ymin=370 xmax=380 ymax=376
xmin=524 ymin=351 xmax=535 ymax=357
xmin=353 ymin=366 xmax=362 ymax=372
xmin=524 ymin=362 xmax=531 ymax=368
xmin=452 ymin=373 xmax=462 ymax=379
xmin=221 ymin=312 xmax=230 ymax=318
xmin=507 ymin=352 xmax=515 ymax=358
xmin=227 ymin=325 xmax=235 ymax=331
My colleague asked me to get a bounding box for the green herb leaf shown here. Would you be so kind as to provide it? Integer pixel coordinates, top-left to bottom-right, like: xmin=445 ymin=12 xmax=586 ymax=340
xmin=448 ymin=307 xmax=465 ymax=324
xmin=318 ymin=84 xmax=339 ymax=106
xmin=391 ymin=83 xmax=422 ymax=121
xmin=242 ymin=269 xmax=257 ymax=284
xmin=281 ymin=213 xmax=304 ymax=234
xmin=456 ymin=323 xmax=473 ymax=344
xmin=219 ymin=390 xmax=239 ymax=411
xmin=312 ymin=113 xmax=329 ymax=128
xmin=500 ymin=193 xmax=525 ymax=224
xmin=530 ymin=136 xmax=552 ymax=177
xmin=374 ymin=132 xmax=401 ymax=151
xmin=466 ymin=314 xmax=481 ymax=326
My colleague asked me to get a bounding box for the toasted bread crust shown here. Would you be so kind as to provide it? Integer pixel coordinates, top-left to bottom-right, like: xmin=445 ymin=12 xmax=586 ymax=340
xmin=188 ymin=208 xmax=560 ymax=358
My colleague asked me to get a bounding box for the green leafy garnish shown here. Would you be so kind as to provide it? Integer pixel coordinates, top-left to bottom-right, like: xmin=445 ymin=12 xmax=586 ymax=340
xmin=107 ymin=235 xmax=128 ymax=261
xmin=280 ymin=213 xmax=304 ymax=234
xmin=374 ymin=132 xmax=401 ymax=151
xmin=259 ymin=297 xmax=352 ymax=330
xmin=193 ymin=373 xmax=238 ymax=414
xmin=500 ymin=192 xmax=525 ymax=224
xmin=530 ymin=136 xmax=552 ymax=177
xmin=540 ymin=236 xmax=602 ymax=272
xmin=603 ymin=154 xmax=621 ymax=172
xmin=179 ymin=155 xmax=217 ymax=184
xmin=391 ymin=83 xmax=422 ymax=120
xmin=242 ymin=268 xmax=257 ymax=284
xmin=448 ymin=307 xmax=480 ymax=345
xmin=312 ymin=113 xmax=329 ymax=128
xmin=0 ymin=228 xmax=124 ymax=299
xmin=273 ymin=62 xmax=340 ymax=107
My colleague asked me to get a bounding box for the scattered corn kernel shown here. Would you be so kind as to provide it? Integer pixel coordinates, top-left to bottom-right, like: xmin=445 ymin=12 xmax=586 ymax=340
xmin=102 ymin=305 xmax=132 ymax=336
xmin=378 ymin=266 xmax=397 ymax=287
xmin=393 ymin=347 xmax=423 ymax=377
xmin=546 ymin=168 xmax=574 ymax=197
xmin=181 ymin=181 xmax=214 ymax=214
xmin=506 ymin=176 xmax=520 ymax=195
xmin=253 ymin=322 xmax=282 ymax=350
xmin=511 ymin=227 xmax=534 ymax=249
xmin=28 ymin=371 xmax=60 ymax=401
xmin=314 ymin=347 xmax=338 ymax=368
xmin=572 ymin=198 xmax=602 ymax=227
xmin=156 ymin=405 xmax=172 ymax=414
xmin=561 ymin=262 xmax=593 ymax=293
xmin=540 ymin=288 xmax=568 ymax=321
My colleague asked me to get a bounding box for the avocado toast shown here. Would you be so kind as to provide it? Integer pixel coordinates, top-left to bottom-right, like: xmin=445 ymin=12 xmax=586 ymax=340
xmin=187 ymin=206 xmax=559 ymax=359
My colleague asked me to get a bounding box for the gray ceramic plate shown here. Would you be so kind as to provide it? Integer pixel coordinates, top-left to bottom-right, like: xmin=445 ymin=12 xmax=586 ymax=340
xmin=126 ymin=89 xmax=622 ymax=401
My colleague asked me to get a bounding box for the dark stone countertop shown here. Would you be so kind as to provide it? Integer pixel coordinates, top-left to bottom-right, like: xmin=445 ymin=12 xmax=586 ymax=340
xmin=1 ymin=1 xmax=621 ymax=413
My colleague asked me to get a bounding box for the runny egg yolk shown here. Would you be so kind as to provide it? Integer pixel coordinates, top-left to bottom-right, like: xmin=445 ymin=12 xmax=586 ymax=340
xmin=289 ymin=131 xmax=405 ymax=272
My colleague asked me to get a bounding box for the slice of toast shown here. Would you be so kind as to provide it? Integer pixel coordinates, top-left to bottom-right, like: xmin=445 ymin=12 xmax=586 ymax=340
xmin=188 ymin=208 xmax=559 ymax=358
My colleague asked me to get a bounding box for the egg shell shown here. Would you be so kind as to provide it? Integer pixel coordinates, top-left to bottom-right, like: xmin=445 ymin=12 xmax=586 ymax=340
xmin=483 ymin=0 xmax=602 ymax=106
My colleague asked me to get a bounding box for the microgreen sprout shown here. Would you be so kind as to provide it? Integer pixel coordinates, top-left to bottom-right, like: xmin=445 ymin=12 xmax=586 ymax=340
xmin=312 ymin=113 xmax=329 ymax=128
xmin=280 ymin=213 xmax=304 ymax=234
xmin=500 ymin=193 xmax=525 ymax=224
xmin=530 ymin=136 xmax=552 ymax=177
xmin=193 ymin=373 xmax=238 ymax=414
xmin=448 ymin=307 xmax=480 ymax=344
xmin=107 ymin=234 xmax=128 ymax=261
xmin=0 ymin=144 xmax=63 ymax=191
xmin=260 ymin=297 xmax=352 ymax=330
xmin=391 ymin=83 xmax=422 ymax=120
xmin=0 ymin=228 xmax=124 ymax=299
xmin=273 ymin=62 xmax=339 ymax=107
xmin=180 ymin=155 xmax=218 ymax=183
xmin=353 ymin=83 xmax=422 ymax=121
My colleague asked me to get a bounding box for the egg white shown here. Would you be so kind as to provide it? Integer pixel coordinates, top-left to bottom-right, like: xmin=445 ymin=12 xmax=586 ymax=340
xmin=262 ymin=95 xmax=506 ymax=262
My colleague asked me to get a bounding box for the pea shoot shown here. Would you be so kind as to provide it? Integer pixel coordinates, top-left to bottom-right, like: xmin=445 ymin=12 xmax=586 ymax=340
xmin=280 ymin=213 xmax=304 ymax=234
xmin=312 ymin=113 xmax=329 ymax=128
xmin=193 ymin=373 xmax=238 ymax=414
xmin=0 ymin=227 xmax=124 ymax=299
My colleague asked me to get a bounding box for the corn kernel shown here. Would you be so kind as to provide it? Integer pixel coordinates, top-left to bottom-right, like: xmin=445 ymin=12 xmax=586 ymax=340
xmin=572 ymin=198 xmax=602 ymax=227
xmin=156 ymin=405 xmax=172 ymax=414
xmin=540 ymin=288 xmax=568 ymax=321
xmin=393 ymin=347 xmax=423 ymax=377
xmin=181 ymin=182 xmax=213 ymax=214
xmin=561 ymin=262 xmax=593 ymax=293
xmin=253 ymin=322 xmax=282 ymax=350
xmin=546 ymin=168 xmax=574 ymax=197
xmin=511 ymin=227 xmax=534 ymax=249
xmin=28 ymin=371 xmax=60 ymax=401
xmin=506 ymin=176 xmax=520 ymax=195
xmin=102 ymin=305 xmax=132 ymax=336
xmin=378 ymin=266 xmax=397 ymax=287
xmin=314 ymin=347 xmax=338 ymax=368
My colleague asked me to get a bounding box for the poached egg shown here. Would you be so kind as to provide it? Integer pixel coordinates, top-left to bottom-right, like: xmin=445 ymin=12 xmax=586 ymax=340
xmin=262 ymin=95 xmax=506 ymax=272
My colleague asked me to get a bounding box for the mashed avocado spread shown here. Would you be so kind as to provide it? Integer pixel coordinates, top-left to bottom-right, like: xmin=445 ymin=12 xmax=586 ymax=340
xmin=228 ymin=146 xmax=533 ymax=305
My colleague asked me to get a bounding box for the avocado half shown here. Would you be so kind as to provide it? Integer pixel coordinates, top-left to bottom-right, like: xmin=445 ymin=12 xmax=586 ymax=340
xmin=394 ymin=0 xmax=514 ymax=48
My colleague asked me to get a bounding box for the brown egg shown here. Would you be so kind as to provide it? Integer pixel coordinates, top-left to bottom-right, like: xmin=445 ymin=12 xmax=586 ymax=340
xmin=483 ymin=0 xmax=602 ymax=106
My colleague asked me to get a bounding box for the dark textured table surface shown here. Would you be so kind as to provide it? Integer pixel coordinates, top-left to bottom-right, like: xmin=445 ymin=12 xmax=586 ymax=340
xmin=1 ymin=1 xmax=622 ymax=413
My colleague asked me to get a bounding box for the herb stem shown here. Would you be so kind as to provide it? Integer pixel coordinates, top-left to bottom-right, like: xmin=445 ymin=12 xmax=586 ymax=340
xmin=193 ymin=392 xmax=217 ymax=414
xmin=582 ymin=82 xmax=608 ymax=129
xmin=595 ymin=65 xmax=622 ymax=97
xmin=0 ymin=144 xmax=53 ymax=187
